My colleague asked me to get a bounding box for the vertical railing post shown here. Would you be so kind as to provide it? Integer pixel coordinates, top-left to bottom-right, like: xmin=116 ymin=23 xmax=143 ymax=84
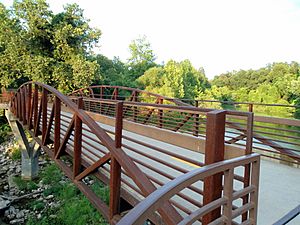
xmin=100 ymin=87 xmax=103 ymax=113
xmin=158 ymin=98 xmax=163 ymax=128
xmin=27 ymin=84 xmax=32 ymax=129
xmin=114 ymin=88 xmax=118 ymax=100
xmin=248 ymin=103 xmax=253 ymax=112
xmin=42 ymin=88 xmax=48 ymax=142
xmin=193 ymin=100 xmax=199 ymax=137
xmin=203 ymin=110 xmax=226 ymax=225
xmin=17 ymin=92 xmax=21 ymax=119
xmin=249 ymin=158 xmax=260 ymax=223
xmin=223 ymin=168 xmax=234 ymax=224
xmin=54 ymin=96 xmax=61 ymax=157
xmin=19 ymin=89 xmax=23 ymax=122
xmin=33 ymin=85 xmax=39 ymax=134
xmin=242 ymin=112 xmax=254 ymax=221
xmin=110 ymin=101 xmax=123 ymax=220
xmin=133 ymin=92 xmax=138 ymax=122
xmin=73 ymin=97 xmax=83 ymax=178
xmin=22 ymin=87 xmax=27 ymax=125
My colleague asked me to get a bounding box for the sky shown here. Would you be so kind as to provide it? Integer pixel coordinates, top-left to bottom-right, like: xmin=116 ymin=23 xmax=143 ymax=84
xmin=2 ymin=0 xmax=300 ymax=79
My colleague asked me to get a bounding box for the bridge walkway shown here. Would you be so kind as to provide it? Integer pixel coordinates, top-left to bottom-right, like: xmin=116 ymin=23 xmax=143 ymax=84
xmin=2 ymin=82 xmax=299 ymax=224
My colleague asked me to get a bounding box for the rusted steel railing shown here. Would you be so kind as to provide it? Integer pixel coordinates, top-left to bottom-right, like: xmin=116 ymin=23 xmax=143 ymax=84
xmin=189 ymin=99 xmax=300 ymax=166
xmin=11 ymin=82 xmax=185 ymax=224
xmin=11 ymin=82 xmax=258 ymax=224
xmin=68 ymin=97 xmax=255 ymax=223
xmin=71 ymin=85 xmax=187 ymax=106
xmin=72 ymin=86 xmax=300 ymax=166
xmin=118 ymin=153 xmax=260 ymax=225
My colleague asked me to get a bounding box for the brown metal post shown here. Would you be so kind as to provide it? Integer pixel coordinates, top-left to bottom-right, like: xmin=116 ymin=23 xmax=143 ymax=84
xmin=109 ymin=101 xmax=123 ymax=220
xmin=193 ymin=101 xmax=199 ymax=136
xmin=42 ymin=88 xmax=48 ymax=143
xmin=114 ymin=88 xmax=118 ymax=100
xmin=158 ymin=98 xmax=163 ymax=128
xmin=22 ymin=87 xmax=27 ymax=125
xmin=203 ymin=110 xmax=226 ymax=224
xmin=19 ymin=90 xmax=23 ymax=122
xmin=100 ymin=87 xmax=103 ymax=113
xmin=54 ymin=96 xmax=61 ymax=157
xmin=73 ymin=97 xmax=83 ymax=178
xmin=33 ymin=85 xmax=39 ymax=134
xmin=242 ymin=112 xmax=254 ymax=221
xmin=248 ymin=103 xmax=253 ymax=112
xmin=133 ymin=92 xmax=138 ymax=122
xmin=17 ymin=92 xmax=21 ymax=119
xmin=27 ymin=84 xmax=32 ymax=129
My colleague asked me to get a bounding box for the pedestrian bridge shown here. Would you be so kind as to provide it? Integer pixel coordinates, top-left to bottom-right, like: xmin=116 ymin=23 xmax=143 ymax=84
xmin=2 ymin=82 xmax=300 ymax=224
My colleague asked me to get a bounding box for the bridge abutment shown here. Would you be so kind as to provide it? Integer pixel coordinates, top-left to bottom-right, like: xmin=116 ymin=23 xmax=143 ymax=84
xmin=5 ymin=110 xmax=39 ymax=180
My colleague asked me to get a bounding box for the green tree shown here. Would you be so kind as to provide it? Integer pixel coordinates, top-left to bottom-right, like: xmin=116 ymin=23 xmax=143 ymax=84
xmin=0 ymin=0 xmax=101 ymax=93
xmin=127 ymin=35 xmax=157 ymax=82
xmin=138 ymin=59 xmax=209 ymax=99
xmin=93 ymin=54 xmax=132 ymax=86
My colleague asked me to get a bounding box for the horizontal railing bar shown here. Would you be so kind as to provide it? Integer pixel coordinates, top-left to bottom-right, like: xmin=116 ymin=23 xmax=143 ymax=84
xmin=178 ymin=197 xmax=227 ymax=225
xmin=232 ymin=202 xmax=255 ymax=219
xmin=232 ymin=185 xmax=256 ymax=201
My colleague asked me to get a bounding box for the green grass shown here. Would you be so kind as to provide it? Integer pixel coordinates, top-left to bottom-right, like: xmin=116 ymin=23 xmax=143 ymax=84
xmin=10 ymin=146 xmax=21 ymax=161
xmin=25 ymin=164 xmax=109 ymax=225
xmin=13 ymin=176 xmax=38 ymax=191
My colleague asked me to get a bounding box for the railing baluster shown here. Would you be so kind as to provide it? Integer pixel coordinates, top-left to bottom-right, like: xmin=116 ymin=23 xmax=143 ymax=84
xmin=27 ymin=84 xmax=33 ymax=129
xmin=100 ymin=87 xmax=103 ymax=112
xmin=42 ymin=88 xmax=48 ymax=142
xmin=19 ymin=90 xmax=23 ymax=122
xmin=248 ymin=103 xmax=253 ymax=112
xmin=114 ymin=88 xmax=118 ymax=100
xmin=73 ymin=97 xmax=83 ymax=178
xmin=249 ymin=159 xmax=260 ymax=223
xmin=54 ymin=96 xmax=61 ymax=156
xmin=110 ymin=101 xmax=123 ymax=219
xmin=193 ymin=101 xmax=199 ymax=137
xmin=17 ymin=92 xmax=21 ymax=119
xmin=22 ymin=87 xmax=27 ymax=125
xmin=223 ymin=169 xmax=234 ymax=224
xmin=158 ymin=98 xmax=163 ymax=128
xmin=242 ymin=112 xmax=254 ymax=221
xmin=133 ymin=91 xmax=138 ymax=122
xmin=33 ymin=85 xmax=39 ymax=134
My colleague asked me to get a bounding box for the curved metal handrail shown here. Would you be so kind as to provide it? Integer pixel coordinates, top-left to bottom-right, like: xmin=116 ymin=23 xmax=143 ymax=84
xmin=118 ymin=153 xmax=260 ymax=225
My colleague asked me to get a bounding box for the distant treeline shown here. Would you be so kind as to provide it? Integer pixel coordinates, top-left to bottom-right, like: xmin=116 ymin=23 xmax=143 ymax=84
xmin=1 ymin=1 xmax=300 ymax=118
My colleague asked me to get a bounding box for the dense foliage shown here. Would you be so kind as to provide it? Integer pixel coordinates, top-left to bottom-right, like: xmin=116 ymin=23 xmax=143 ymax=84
xmin=202 ymin=62 xmax=300 ymax=117
xmin=0 ymin=0 xmax=100 ymax=93
xmin=138 ymin=60 xmax=209 ymax=99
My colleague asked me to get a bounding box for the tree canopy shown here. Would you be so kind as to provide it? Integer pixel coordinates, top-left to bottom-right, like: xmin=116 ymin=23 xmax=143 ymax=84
xmin=138 ymin=59 xmax=209 ymax=99
xmin=0 ymin=0 xmax=101 ymax=93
